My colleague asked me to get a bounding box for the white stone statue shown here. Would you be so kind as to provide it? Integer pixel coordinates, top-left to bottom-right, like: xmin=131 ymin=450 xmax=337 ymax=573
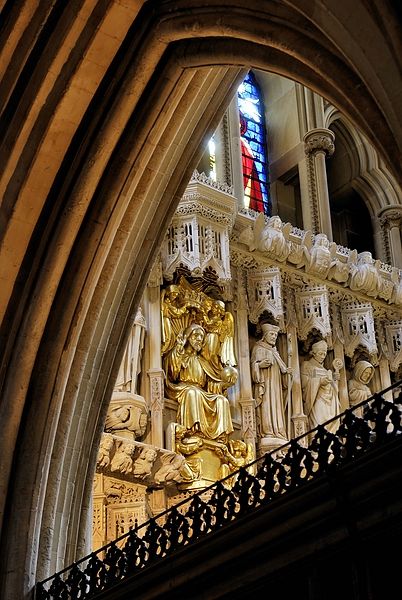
xmin=348 ymin=360 xmax=375 ymax=417
xmin=250 ymin=214 xmax=291 ymax=262
xmin=251 ymin=323 xmax=292 ymax=442
xmin=114 ymin=307 xmax=146 ymax=393
xmin=349 ymin=251 xmax=382 ymax=297
xmin=301 ymin=340 xmax=342 ymax=433
xmin=301 ymin=232 xmax=337 ymax=278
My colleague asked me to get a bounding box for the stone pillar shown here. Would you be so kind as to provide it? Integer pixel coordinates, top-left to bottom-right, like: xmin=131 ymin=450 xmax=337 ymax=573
xmin=148 ymin=369 xmax=165 ymax=448
xmin=303 ymin=128 xmax=335 ymax=240
xmin=288 ymin=326 xmax=308 ymax=440
xmin=333 ymin=340 xmax=348 ymax=411
xmin=235 ymin=268 xmax=257 ymax=457
xmin=228 ymin=96 xmax=245 ymax=208
xmin=92 ymin=474 xmax=107 ymax=552
xmin=379 ymin=357 xmax=393 ymax=402
xmin=146 ymin=260 xmax=165 ymax=448
xmin=378 ymin=206 xmax=402 ymax=269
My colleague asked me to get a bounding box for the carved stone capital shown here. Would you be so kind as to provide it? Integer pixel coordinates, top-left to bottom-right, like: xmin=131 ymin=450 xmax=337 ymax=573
xmin=303 ymin=128 xmax=335 ymax=158
xmin=378 ymin=205 xmax=402 ymax=228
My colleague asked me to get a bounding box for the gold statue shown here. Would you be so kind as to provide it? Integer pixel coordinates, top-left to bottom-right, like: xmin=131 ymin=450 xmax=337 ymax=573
xmin=164 ymin=324 xmax=236 ymax=442
xmin=161 ymin=278 xmax=252 ymax=489
xmin=201 ymin=300 xmax=237 ymax=369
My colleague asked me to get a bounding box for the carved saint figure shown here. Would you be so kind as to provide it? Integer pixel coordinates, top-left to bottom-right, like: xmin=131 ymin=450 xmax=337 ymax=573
xmin=251 ymin=213 xmax=290 ymax=262
xmin=349 ymin=251 xmax=382 ymax=297
xmin=348 ymin=360 xmax=375 ymax=417
xmin=301 ymin=340 xmax=341 ymax=433
xmin=164 ymin=323 xmax=237 ymax=442
xmin=251 ymin=323 xmax=292 ymax=441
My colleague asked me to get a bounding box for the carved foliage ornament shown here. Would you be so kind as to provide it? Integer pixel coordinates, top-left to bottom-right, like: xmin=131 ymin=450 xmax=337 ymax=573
xmin=303 ymin=128 xmax=335 ymax=157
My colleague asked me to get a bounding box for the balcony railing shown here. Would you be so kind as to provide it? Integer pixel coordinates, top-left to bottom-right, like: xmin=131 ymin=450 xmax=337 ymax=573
xmin=37 ymin=383 xmax=402 ymax=600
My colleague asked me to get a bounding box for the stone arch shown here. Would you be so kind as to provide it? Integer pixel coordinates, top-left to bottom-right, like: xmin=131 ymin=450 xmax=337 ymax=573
xmin=0 ymin=2 xmax=402 ymax=598
xmin=325 ymin=108 xmax=402 ymax=258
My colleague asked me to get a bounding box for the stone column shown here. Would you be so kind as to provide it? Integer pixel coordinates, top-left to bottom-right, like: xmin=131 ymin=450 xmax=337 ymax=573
xmin=303 ymin=128 xmax=335 ymax=240
xmin=146 ymin=260 xmax=165 ymax=449
xmin=228 ymin=96 xmax=245 ymax=208
xmin=378 ymin=206 xmax=402 ymax=269
xmin=92 ymin=474 xmax=107 ymax=552
xmin=235 ymin=268 xmax=257 ymax=457
xmin=379 ymin=357 xmax=393 ymax=402
xmin=333 ymin=340 xmax=348 ymax=411
xmin=287 ymin=327 xmax=308 ymax=440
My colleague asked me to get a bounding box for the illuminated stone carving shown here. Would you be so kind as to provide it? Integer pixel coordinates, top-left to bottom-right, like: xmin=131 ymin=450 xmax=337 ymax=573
xmin=348 ymin=361 xmax=375 ymax=416
xmin=301 ymin=340 xmax=342 ymax=433
xmin=295 ymin=286 xmax=331 ymax=342
xmin=251 ymin=324 xmax=293 ymax=450
xmin=247 ymin=267 xmax=283 ymax=325
xmin=251 ymin=214 xmax=291 ymax=262
xmin=161 ymin=278 xmax=253 ymax=489
xmin=162 ymin=172 xmax=236 ymax=283
xmin=341 ymin=303 xmax=377 ymax=360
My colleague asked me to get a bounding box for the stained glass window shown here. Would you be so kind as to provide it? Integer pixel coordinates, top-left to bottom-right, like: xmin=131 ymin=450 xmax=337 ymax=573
xmin=238 ymin=72 xmax=269 ymax=214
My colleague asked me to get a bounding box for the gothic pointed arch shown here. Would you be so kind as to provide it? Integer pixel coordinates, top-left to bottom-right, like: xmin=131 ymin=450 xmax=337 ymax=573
xmin=0 ymin=2 xmax=402 ymax=599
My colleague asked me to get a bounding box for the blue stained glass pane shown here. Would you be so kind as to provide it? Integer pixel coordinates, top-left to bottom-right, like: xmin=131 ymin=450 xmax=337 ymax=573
xmin=238 ymin=72 xmax=269 ymax=214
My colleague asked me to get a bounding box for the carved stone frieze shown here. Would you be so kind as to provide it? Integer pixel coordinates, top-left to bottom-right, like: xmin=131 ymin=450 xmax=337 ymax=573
xmin=96 ymin=434 xmax=185 ymax=486
xmin=247 ymin=267 xmax=284 ymax=325
xmin=341 ymin=303 xmax=378 ymax=359
xmin=295 ymin=285 xmax=331 ymax=342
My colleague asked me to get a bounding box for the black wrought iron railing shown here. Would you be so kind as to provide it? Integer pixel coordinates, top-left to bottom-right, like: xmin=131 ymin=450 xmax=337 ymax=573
xmin=36 ymin=384 xmax=402 ymax=600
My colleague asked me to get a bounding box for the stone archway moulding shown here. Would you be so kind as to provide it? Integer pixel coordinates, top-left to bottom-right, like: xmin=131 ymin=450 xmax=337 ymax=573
xmin=0 ymin=2 xmax=401 ymax=597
